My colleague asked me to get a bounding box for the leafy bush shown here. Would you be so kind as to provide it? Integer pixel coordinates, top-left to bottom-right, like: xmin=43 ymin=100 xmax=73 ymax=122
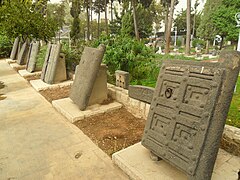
xmin=62 ymin=41 xmax=87 ymax=72
xmin=92 ymin=35 xmax=158 ymax=85
xmin=0 ymin=34 xmax=12 ymax=58
xmin=192 ymin=38 xmax=205 ymax=48
xmin=36 ymin=45 xmax=47 ymax=69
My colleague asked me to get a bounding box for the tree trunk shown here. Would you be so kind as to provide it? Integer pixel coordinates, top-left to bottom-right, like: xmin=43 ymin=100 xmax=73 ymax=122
xmin=90 ymin=0 xmax=92 ymax=40
xmin=205 ymin=40 xmax=209 ymax=54
xmin=104 ymin=0 xmax=108 ymax=35
xmin=185 ymin=0 xmax=191 ymax=55
xmin=98 ymin=11 xmax=100 ymax=38
xmin=110 ymin=0 xmax=113 ymax=21
xmin=164 ymin=3 xmax=169 ymax=42
xmin=86 ymin=0 xmax=90 ymax=41
xmin=165 ymin=0 xmax=175 ymax=54
xmin=132 ymin=0 xmax=139 ymax=40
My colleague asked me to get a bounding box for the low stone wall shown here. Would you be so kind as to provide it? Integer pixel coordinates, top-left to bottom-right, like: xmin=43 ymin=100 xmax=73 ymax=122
xmin=107 ymin=84 xmax=150 ymax=119
xmin=107 ymin=83 xmax=240 ymax=157
xmin=221 ymin=125 xmax=240 ymax=156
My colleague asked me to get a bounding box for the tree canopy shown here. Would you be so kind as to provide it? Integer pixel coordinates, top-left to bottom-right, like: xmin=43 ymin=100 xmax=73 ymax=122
xmin=0 ymin=0 xmax=57 ymax=41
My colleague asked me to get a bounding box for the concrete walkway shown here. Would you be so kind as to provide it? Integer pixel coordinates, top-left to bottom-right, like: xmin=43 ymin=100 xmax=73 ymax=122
xmin=0 ymin=59 xmax=128 ymax=179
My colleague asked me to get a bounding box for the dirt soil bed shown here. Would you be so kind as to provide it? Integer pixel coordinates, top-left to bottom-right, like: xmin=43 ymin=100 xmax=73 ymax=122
xmin=74 ymin=108 xmax=146 ymax=156
xmin=39 ymin=86 xmax=71 ymax=102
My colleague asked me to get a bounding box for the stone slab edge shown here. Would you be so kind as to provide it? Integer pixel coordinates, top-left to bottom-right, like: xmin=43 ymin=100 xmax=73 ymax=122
xmin=30 ymin=79 xmax=73 ymax=92
xmin=112 ymin=145 xmax=142 ymax=180
xmin=52 ymin=98 xmax=123 ymax=123
xmin=18 ymin=69 xmax=41 ymax=78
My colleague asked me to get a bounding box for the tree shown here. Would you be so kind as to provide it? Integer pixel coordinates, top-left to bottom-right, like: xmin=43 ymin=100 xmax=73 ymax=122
xmin=212 ymin=0 xmax=240 ymax=45
xmin=0 ymin=0 xmax=57 ymax=41
xmin=197 ymin=0 xmax=222 ymax=53
xmin=93 ymin=0 xmax=105 ymax=38
xmin=70 ymin=0 xmax=81 ymax=44
xmin=165 ymin=0 xmax=176 ymax=54
xmin=120 ymin=2 xmax=159 ymax=39
xmin=185 ymin=0 xmax=191 ymax=55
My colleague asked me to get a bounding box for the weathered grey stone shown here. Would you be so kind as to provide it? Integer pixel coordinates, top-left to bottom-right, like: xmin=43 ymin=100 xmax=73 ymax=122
xmin=10 ymin=37 xmax=20 ymax=60
xmin=115 ymin=70 xmax=129 ymax=89
xmin=17 ymin=41 xmax=29 ymax=65
xmin=141 ymin=50 xmax=240 ymax=180
xmin=69 ymin=45 xmax=106 ymax=111
xmin=26 ymin=42 xmax=40 ymax=73
xmin=88 ymin=64 xmax=108 ymax=106
xmin=41 ymin=44 xmax=66 ymax=84
xmin=129 ymin=85 xmax=154 ymax=104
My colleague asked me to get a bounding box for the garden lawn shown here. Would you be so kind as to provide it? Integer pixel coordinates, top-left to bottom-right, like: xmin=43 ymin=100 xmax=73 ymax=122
xmin=226 ymin=77 xmax=240 ymax=128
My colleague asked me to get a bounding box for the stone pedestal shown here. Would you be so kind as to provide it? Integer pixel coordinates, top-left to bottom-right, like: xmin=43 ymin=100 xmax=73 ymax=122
xmin=115 ymin=70 xmax=129 ymax=89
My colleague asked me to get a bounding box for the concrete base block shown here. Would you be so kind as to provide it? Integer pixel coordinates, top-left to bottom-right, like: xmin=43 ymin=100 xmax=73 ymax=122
xmin=30 ymin=79 xmax=73 ymax=91
xmin=6 ymin=58 xmax=16 ymax=64
xmin=112 ymin=142 xmax=240 ymax=180
xmin=9 ymin=63 xmax=26 ymax=70
xmin=52 ymin=97 xmax=123 ymax=123
xmin=18 ymin=69 xmax=41 ymax=78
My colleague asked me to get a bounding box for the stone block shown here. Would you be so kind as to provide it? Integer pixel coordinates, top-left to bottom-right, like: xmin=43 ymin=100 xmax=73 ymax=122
xmin=221 ymin=125 xmax=240 ymax=156
xmin=141 ymin=50 xmax=240 ymax=179
xmin=144 ymin=104 xmax=150 ymax=119
xmin=9 ymin=63 xmax=26 ymax=70
xmin=26 ymin=41 xmax=40 ymax=73
xmin=10 ymin=37 xmax=20 ymax=60
xmin=52 ymin=98 xmax=122 ymax=123
xmin=18 ymin=69 xmax=41 ymax=78
xmin=6 ymin=59 xmax=16 ymax=64
xmin=128 ymin=85 xmax=154 ymax=104
xmin=107 ymin=88 xmax=116 ymax=99
xmin=112 ymin=142 xmax=240 ymax=180
xmin=17 ymin=40 xmax=29 ymax=65
xmin=115 ymin=70 xmax=129 ymax=89
xmin=41 ymin=44 xmax=66 ymax=84
xmin=30 ymin=79 xmax=73 ymax=92
xmin=70 ymin=45 xmax=106 ymax=110
xmin=88 ymin=64 xmax=108 ymax=106
xmin=119 ymin=92 xmax=129 ymax=106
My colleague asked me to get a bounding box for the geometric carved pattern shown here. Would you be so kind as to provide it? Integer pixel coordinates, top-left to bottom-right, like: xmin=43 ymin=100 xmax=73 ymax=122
xmin=142 ymin=60 xmax=224 ymax=177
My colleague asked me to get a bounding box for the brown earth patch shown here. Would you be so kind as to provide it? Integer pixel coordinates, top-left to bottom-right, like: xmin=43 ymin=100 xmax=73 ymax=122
xmin=39 ymin=86 xmax=71 ymax=102
xmin=74 ymin=108 xmax=146 ymax=156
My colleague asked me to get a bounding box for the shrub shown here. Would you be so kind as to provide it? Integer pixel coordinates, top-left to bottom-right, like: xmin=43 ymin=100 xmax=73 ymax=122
xmin=36 ymin=45 xmax=47 ymax=69
xmin=0 ymin=34 xmax=12 ymax=58
xmin=92 ymin=35 xmax=156 ymax=83
xmin=192 ymin=38 xmax=205 ymax=48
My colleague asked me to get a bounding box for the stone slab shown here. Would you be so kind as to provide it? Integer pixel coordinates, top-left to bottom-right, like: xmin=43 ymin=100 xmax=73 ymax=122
xmin=30 ymin=79 xmax=73 ymax=92
xmin=41 ymin=44 xmax=66 ymax=84
xmin=17 ymin=41 xmax=29 ymax=65
xmin=70 ymin=45 xmax=106 ymax=110
xmin=52 ymin=97 xmax=122 ymax=123
xmin=128 ymin=85 xmax=154 ymax=104
xmin=142 ymin=51 xmax=240 ymax=179
xmin=88 ymin=64 xmax=108 ymax=106
xmin=10 ymin=37 xmax=19 ymax=60
xmin=9 ymin=63 xmax=26 ymax=70
xmin=26 ymin=41 xmax=40 ymax=73
xmin=5 ymin=58 xmax=16 ymax=64
xmin=18 ymin=69 xmax=41 ymax=78
xmin=112 ymin=142 xmax=240 ymax=180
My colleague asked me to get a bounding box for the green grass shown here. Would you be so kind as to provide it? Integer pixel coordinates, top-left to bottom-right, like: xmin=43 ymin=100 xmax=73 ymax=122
xmin=226 ymin=77 xmax=240 ymax=128
xmin=36 ymin=45 xmax=47 ymax=69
